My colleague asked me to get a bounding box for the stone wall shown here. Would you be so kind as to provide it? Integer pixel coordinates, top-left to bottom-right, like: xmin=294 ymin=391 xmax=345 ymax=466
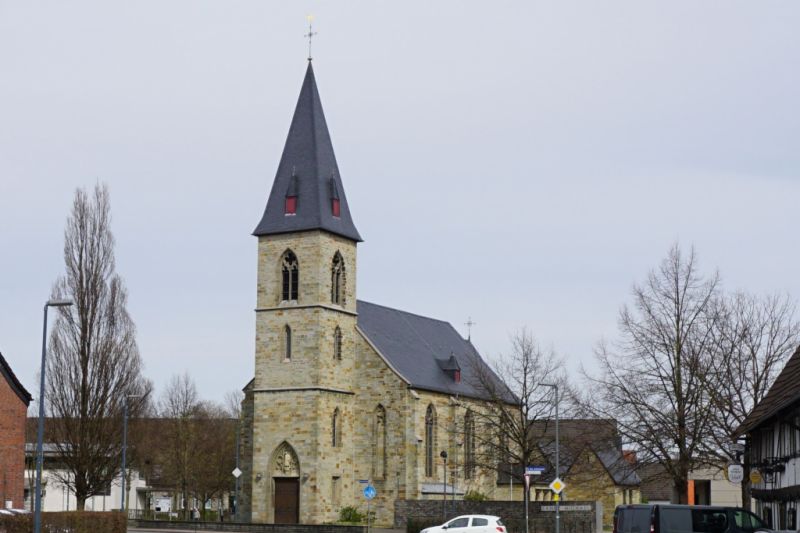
xmin=129 ymin=519 xmax=365 ymax=533
xmin=395 ymin=499 xmax=600 ymax=533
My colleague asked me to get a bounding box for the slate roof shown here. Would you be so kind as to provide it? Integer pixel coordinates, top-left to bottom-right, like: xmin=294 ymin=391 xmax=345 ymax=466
xmin=356 ymin=300 xmax=510 ymax=402
xmin=253 ymin=61 xmax=362 ymax=242
xmin=535 ymin=438 xmax=640 ymax=486
xmin=734 ymin=344 xmax=800 ymax=437
xmin=0 ymin=351 xmax=33 ymax=406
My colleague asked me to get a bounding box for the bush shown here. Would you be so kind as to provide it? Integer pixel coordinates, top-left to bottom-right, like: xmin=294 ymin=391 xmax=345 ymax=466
xmin=339 ymin=506 xmax=366 ymax=523
xmin=0 ymin=511 xmax=126 ymax=533
xmin=463 ymin=490 xmax=488 ymax=502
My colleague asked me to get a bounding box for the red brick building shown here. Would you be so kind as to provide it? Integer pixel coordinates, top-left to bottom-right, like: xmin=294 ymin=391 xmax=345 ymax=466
xmin=0 ymin=351 xmax=32 ymax=509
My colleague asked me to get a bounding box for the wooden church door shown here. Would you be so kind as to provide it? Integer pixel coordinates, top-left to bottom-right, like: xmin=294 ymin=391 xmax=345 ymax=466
xmin=274 ymin=477 xmax=299 ymax=524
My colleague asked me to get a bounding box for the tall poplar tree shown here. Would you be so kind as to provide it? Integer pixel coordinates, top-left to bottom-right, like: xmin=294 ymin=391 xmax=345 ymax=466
xmin=46 ymin=183 xmax=151 ymax=509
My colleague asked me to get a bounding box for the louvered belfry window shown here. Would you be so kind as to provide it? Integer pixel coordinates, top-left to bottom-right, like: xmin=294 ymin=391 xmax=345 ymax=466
xmin=281 ymin=250 xmax=299 ymax=301
xmin=331 ymin=252 xmax=345 ymax=305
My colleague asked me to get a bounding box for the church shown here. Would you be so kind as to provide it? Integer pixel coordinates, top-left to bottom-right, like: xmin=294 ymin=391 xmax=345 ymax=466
xmin=238 ymin=60 xmax=505 ymax=526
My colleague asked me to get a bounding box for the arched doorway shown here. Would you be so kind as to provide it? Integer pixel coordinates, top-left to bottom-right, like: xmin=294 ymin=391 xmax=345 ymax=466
xmin=271 ymin=442 xmax=300 ymax=523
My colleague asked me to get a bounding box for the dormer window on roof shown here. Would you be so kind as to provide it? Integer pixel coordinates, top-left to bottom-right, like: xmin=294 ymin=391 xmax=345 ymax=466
xmin=285 ymin=174 xmax=299 ymax=215
xmin=330 ymin=176 xmax=340 ymax=218
xmin=437 ymin=354 xmax=462 ymax=383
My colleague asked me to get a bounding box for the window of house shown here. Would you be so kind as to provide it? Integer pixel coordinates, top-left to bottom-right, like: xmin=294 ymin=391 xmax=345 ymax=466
xmin=284 ymin=325 xmax=292 ymax=360
xmin=425 ymin=404 xmax=436 ymax=477
xmin=464 ymin=410 xmax=475 ymax=479
xmin=334 ymin=326 xmax=342 ymax=361
xmin=332 ymin=408 xmax=341 ymax=447
xmin=373 ymin=405 xmax=387 ymax=480
xmin=331 ymin=252 xmax=345 ymax=305
xmin=281 ymin=250 xmax=299 ymax=301
xmin=763 ymin=507 xmax=773 ymax=529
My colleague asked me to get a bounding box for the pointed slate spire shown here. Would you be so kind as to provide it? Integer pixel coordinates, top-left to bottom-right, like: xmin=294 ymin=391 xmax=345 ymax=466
xmin=253 ymin=62 xmax=362 ymax=242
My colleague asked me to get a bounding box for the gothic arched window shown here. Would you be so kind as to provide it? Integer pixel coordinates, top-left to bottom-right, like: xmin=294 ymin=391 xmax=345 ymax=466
xmin=332 ymin=408 xmax=341 ymax=447
xmin=464 ymin=410 xmax=476 ymax=479
xmin=281 ymin=250 xmax=299 ymax=301
xmin=331 ymin=252 xmax=345 ymax=305
xmin=425 ymin=404 xmax=436 ymax=477
xmin=334 ymin=326 xmax=343 ymax=361
xmin=284 ymin=325 xmax=292 ymax=360
xmin=373 ymin=405 xmax=387 ymax=479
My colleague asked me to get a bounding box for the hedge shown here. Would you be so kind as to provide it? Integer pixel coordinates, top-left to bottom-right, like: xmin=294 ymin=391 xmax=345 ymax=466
xmin=0 ymin=511 xmax=126 ymax=533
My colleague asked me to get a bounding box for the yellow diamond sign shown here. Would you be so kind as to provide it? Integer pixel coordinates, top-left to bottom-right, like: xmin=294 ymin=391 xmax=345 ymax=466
xmin=549 ymin=477 xmax=565 ymax=494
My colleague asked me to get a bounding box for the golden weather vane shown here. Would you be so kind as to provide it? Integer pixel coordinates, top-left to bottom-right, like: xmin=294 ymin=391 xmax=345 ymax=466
xmin=305 ymin=15 xmax=317 ymax=61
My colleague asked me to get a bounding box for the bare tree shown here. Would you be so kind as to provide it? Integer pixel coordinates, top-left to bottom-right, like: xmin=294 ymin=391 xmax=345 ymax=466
xmin=704 ymin=292 xmax=800 ymax=508
xmin=582 ymin=244 xmax=719 ymax=503
xmin=46 ymin=183 xmax=152 ymax=509
xmin=158 ymin=372 xmax=199 ymax=518
xmin=157 ymin=374 xmax=236 ymax=519
xmin=224 ymin=389 xmax=244 ymax=420
xmin=465 ymin=328 xmax=566 ymax=486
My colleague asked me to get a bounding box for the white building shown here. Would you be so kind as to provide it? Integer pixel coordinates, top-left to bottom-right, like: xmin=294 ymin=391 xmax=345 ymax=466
xmin=23 ymin=443 xmax=147 ymax=512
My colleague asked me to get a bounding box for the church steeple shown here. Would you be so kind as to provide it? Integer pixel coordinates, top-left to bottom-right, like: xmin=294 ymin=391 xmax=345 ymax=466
xmin=253 ymin=62 xmax=362 ymax=242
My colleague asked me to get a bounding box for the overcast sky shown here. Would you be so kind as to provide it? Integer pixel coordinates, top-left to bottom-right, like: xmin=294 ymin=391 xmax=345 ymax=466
xmin=2 ymin=2 xmax=799 ymax=406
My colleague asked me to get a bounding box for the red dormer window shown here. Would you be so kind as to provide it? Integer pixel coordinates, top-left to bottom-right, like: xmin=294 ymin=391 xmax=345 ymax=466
xmin=454 ymin=370 xmax=461 ymax=383
xmin=332 ymin=198 xmax=340 ymax=217
xmin=285 ymin=196 xmax=297 ymax=215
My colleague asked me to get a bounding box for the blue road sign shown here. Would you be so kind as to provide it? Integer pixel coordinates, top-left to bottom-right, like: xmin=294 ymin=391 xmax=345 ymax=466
xmin=363 ymin=485 xmax=376 ymax=500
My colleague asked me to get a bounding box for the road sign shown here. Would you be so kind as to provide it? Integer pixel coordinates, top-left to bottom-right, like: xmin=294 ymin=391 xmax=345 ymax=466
xmin=727 ymin=464 xmax=744 ymax=484
xmin=526 ymin=466 xmax=546 ymax=475
xmin=358 ymin=479 xmax=369 ymax=484
xmin=363 ymin=485 xmax=376 ymax=500
xmin=750 ymin=470 xmax=763 ymax=484
xmin=232 ymin=467 xmax=242 ymax=478
xmin=549 ymin=477 xmax=565 ymax=494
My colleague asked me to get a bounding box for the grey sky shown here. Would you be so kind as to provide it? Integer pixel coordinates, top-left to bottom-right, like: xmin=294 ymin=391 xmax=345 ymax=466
xmin=2 ymin=2 xmax=799 ymax=405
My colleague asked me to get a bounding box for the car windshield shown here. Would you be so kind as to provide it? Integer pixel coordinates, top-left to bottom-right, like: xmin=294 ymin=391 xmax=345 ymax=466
xmin=447 ymin=518 xmax=470 ymax=528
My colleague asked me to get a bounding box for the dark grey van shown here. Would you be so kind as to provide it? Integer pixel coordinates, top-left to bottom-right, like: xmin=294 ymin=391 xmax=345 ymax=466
xmin=614 ymin=505 xmax=772 ymax=533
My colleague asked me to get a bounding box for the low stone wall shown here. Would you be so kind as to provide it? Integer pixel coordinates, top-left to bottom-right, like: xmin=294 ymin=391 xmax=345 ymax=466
xmin=394 ymin=500 xmax=600 ymax=533
xmin=128 ymin=520 xmax=366 ymax=533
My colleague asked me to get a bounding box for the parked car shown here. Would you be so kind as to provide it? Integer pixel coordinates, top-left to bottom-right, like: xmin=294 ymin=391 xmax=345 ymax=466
xmin=421 ymin=515 xmax=507 ymax=533
xmin=614 ymin=504 xmax=773 ymax=533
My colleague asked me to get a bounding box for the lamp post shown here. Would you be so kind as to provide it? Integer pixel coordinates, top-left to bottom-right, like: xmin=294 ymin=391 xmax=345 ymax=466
xmin=540 ymin=383 xmax=560 ymax=533
xmin=440 ymin=450 xmax=448 ymax=521
xmin=121 ymin=394 xmax=142 ymax=513
xmin=35 ymin=298 xmax=73 ymax=533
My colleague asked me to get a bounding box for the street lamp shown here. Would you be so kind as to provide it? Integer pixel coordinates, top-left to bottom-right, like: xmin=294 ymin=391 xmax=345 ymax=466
xmin=540 ymin=383 xmax=560 ymax=533
xmin=121 ymin=394 xmax=142 ymax=513
xmin=440 ymin=450 xmax=448 ymax=521
xmin=35 ymin=298 xmax=74 ymax=533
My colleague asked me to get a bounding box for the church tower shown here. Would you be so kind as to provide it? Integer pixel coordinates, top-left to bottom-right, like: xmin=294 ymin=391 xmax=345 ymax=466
xmin=248 ymin=61 xmax=362 ymax=524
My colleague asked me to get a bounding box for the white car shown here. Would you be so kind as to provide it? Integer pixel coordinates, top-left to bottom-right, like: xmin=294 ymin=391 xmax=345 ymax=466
xmin=421 ymin=515 xmax=507 ymax=533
